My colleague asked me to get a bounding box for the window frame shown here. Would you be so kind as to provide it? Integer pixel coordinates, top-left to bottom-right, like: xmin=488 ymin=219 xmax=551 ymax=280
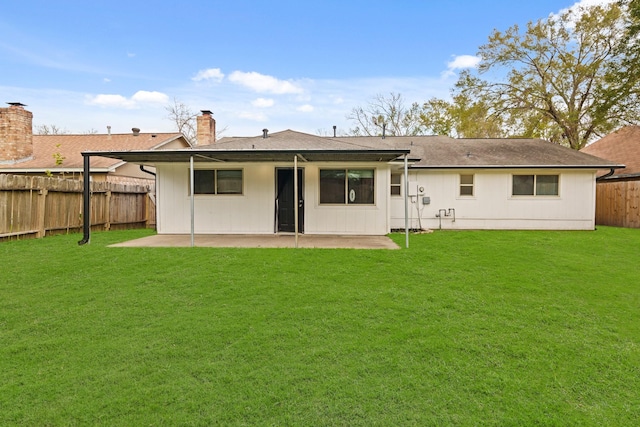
xmin=190 ymin=168 xmax=243 ymax=195
xmin=511 ymin=174 xmax=559 ymax=197
xmin=390 ymin=172 xmax=402 ymax=197
xmin=319 ymin=168 xmax=376 ymax=205
xmin=459 ymin=174 xmax=474 ymax=197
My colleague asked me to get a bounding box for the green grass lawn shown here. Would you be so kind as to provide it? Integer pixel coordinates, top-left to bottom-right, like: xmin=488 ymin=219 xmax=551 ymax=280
xmin=1 ymin=228 xmax=639 ymax=426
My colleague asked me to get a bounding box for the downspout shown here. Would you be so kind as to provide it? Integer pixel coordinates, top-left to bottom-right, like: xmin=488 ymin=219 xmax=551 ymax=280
xmin=139 ymin=165 xmax=156 ymax=176
xmin=596 ymin=168 xmax=615 ymax=182
xmin=78 ymin=154 xmax=91 ymax=245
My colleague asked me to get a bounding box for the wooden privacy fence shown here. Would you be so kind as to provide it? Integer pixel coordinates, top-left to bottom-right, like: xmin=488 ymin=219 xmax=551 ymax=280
xmin=0 ymin=174 xmax=155 ymax=241
xmin=595 ymin=179 xmax=640 ymax=228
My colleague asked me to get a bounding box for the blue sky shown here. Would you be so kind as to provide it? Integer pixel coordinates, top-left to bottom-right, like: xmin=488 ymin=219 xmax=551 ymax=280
xmin=0 ymin=0 xmax=611 ymax=137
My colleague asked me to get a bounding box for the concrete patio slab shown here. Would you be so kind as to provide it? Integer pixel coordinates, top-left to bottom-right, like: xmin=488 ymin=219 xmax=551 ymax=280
xmin=109 ymin=234 xmax=400 ymax=249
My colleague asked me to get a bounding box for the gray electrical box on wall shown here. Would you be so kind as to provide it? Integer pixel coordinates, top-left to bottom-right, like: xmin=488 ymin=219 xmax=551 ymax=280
xmin=422 ymin=196 xmax=431 ymax=205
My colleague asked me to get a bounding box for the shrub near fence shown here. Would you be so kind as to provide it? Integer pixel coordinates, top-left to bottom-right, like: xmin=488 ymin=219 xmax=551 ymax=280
xmin=0 ymin=174 xmax=155 ymax=241
xmin=595 ymin=179 xmax=640 ymax=228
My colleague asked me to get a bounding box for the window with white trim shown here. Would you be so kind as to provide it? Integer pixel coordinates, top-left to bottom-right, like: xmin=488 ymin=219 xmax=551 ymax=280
xmin=459 ymin=174 xmax=474 ymax=196
xmin=390 ymin=173 xmax=402 ymax=196
xmin=192 ymin=169 xmax=243 ymax=195
xmin=512 ymin=174 xmax=559 ymax=196
xmin=320 ymin=169 xmax=375 ymax=204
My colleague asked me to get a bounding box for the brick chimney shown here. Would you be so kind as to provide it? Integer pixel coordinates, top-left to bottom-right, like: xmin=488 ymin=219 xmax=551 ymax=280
xmin=0 ymin=103 xmax=34 ymax=164
xmin=196 ymin=110 xmax=216 ymax=146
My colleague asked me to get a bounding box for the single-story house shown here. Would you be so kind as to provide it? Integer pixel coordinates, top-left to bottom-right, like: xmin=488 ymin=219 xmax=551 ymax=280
xmin=78 ymin=111 xmax=623 ymax=244
xmin=0 ymin=103 xmax=191 ymax=185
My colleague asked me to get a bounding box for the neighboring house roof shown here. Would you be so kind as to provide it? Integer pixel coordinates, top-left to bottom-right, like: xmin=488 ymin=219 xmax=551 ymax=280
xmin=0 ymin=132 xmax=187 ymax=173
xmin=581 ymin=126 xmax=639 ymax=178
xmin=82 ymin=129 xmax=622 ymax=170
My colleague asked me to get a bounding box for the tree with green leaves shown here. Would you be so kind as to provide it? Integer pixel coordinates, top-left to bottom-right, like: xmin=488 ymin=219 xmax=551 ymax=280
xmin=420 ymin=93 xmax=505 ymax=138
xmin=347 ymin=93 xmax=425 ymax=136
xmin=453 ymin=2 xmax=640 ymax=149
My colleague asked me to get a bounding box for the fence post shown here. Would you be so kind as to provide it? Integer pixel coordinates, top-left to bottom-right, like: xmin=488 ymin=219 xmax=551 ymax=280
xmin=36 ymin=188 xmax=48 ymax=238
xmin=105 ymin=189 xmax=111 ymax=231
xmin=144 ymin=191 xmax=150 ymax=228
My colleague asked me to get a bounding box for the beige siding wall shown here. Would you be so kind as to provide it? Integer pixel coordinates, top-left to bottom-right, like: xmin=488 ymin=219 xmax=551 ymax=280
xmin=390 ymin=169 xmax=597 ymax=230
xmin=302 ymin=163 xmax=389 ymax=235
xmin=156 ymin=162 xmax=391 ymax=235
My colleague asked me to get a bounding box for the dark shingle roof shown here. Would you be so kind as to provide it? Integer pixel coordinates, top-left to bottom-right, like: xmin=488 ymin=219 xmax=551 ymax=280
xmin=81 ymin=129 xmax=623 ymax=169
xmin=402 ymin=137 xmax=622 ymax=168
xmin=210 ymin=129 xmax=388 ymax=151
xmin=223 ymin=132 xmax=622 ymax=169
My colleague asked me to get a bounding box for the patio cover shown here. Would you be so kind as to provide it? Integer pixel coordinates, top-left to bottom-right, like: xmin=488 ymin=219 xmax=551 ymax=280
xmin=78 ymin=146 xmax=411 ymax=248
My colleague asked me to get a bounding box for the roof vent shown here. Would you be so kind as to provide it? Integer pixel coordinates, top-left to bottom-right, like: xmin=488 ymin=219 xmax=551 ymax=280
xmin=132 ymin=127 xmax=140 ymax=136
xmin=262 ymin=128 xmax=269 ymax=138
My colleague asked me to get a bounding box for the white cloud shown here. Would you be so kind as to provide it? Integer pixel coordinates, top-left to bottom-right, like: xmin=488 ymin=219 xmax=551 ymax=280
xmin=441 ymin=55 xmax=481 ymax=78
xmin=561 ymin=0 xmax=615 ymax=12
xmin=297 ymin=104 xmax=314 ymax=113
xmin=251 ymin=97 xmax=275 ymax=107
xmin=86 ymin=94 xmax=135 ymax=109
xmin=103 ymin=78 xmax=111 ymax=83
xmin=127 ymin=52 xmax=136 ymax=58
xmin=447 ymin=55 xmax=481 ymax=71
xmin=9 ymin=73 xmax=451 ymax=136
xmin=228 ymin=71 xmax=304 ymax=94
xmin=86 ymin=90 xmax=169 ymax=109
xmin=192 ymin=68 xmax=225 ymax=82
xmin=131 ymin=90 xmax=169 ymax=104
xmin=238 ymin=111 xmax=269 ymax=122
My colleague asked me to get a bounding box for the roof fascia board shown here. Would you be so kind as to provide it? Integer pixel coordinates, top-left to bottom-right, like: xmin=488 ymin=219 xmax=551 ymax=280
xmin=150 ymin=134 xmax=191 ymax=149
xmin=410 ymin=164 xmax=625 ymax=170
xmin=0 ymin=167 xmax=112 ymax=173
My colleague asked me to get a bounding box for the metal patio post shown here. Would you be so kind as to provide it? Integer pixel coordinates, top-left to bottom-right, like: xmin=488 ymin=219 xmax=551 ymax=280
xmin=190 ymin=156 xmax=195 ymax=247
